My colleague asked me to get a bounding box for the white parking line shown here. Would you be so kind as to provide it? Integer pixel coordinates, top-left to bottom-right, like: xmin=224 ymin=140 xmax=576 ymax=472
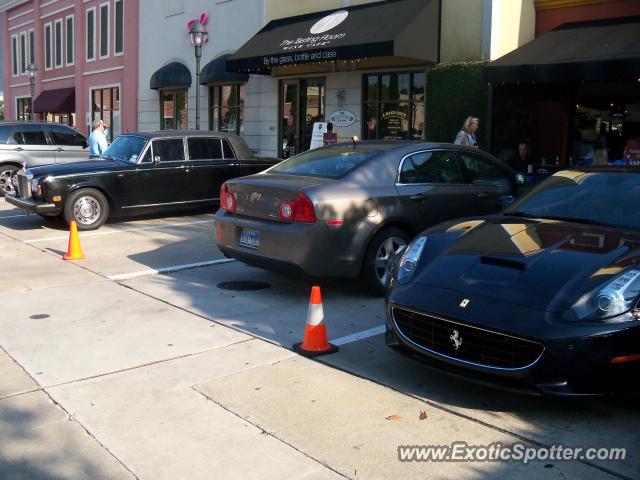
xmin=108 ymin=258 xmax=236 ymax=281
xmin=0 ymin=214 xmax=29 ymax=219
xmin=331 ymin=325 xmax=386 ymax=346
xmin=23 ymin=219 xmax=215 ymax=243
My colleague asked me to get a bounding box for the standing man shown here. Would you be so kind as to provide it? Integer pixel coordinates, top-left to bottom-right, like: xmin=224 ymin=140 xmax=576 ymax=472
xmin=89 ymin=119 xmax=109 ymax=158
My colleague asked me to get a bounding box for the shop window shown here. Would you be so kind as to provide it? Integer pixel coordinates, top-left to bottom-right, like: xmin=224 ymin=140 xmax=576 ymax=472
xmin=16 ymin=98 xmax=30 ymax=122
xmin=54 ymin=19 xmax=63 ymax=68
xmin=19 ymin=32 xmax=26 ymax=74
xmin=28 ymin=29 xmax=34 ymax=65
xmin=160 ymin=89 xmax=187 ymax=130
xmin=11 ymin=35 xmax=17 ymax=76
xmin=44 ymin=113 xmax=75 ymax=127
xmin=99 ymin=3 xmax=109 ymax=58
xmin=44 ymin=23 xmax=52 ymax=69
xmin=86 ymin=8 xmax=96 ymax=61
xmin=209 ymin=84 xmax=245 ymax=135
xmin=92 ymin=87 xmax=120 ymax=142
xmin=66 ymin=15 xmax=74 ymax=66
xmin=114 ymin=0 xmax=124 ymax=55
xmin=362 ymin=72 xmax=426 ymax=140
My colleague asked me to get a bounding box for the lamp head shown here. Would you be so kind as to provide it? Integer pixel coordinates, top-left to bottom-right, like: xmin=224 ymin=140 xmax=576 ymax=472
xmin=26 ymin=63 xmax=37 ymax=78
xmin=189 ymin=22 xmax=207 ymax=48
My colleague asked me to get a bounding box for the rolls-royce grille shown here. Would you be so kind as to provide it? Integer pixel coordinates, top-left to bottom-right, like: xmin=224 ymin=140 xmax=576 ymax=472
xmin=392 ymin=307 xmax=544 ymax=370
xmin=16 ymin=171 xmax=31 ymax=199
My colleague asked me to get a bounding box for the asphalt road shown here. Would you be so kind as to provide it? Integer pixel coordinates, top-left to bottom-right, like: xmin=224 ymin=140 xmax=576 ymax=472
xmin=0 ymin=199 xmax=638 ymax=480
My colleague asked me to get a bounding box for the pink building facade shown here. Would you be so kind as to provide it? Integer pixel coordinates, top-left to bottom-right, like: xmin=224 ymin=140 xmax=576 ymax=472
xmin=1 ymin=0 xmax=139 ymax=140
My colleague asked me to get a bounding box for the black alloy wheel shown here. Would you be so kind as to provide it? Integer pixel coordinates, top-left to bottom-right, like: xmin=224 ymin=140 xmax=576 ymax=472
xmin=63 ymin=188 xmax=109 ymax=230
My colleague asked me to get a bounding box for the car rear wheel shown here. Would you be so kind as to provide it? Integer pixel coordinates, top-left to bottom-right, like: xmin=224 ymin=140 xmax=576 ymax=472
xmin=63 ymin=188 xmax=109 ymax=230
xmin=0 ymin=164 xmax=18 ymax=197
xmin=362 ymin=227 xmax=410 ymax=295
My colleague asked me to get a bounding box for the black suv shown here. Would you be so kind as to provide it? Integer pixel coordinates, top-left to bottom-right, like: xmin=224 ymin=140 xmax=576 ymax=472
xmin=0 ymin=122 xmax=88 ymax=196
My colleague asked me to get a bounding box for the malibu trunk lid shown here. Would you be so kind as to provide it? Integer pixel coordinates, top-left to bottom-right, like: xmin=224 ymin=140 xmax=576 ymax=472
xmin=226 ymin=174 xmax=333 ymax=221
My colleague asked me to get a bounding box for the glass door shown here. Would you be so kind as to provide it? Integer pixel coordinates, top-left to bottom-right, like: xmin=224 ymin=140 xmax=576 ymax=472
xmin=279 ymin=79 xmax=326 ymax=158
xmin=301 ymin=79 xmax=325 ymax=151
xmin=280 ymin=81 xmax=299 ymax=159
xmin=160 ymin=89 xmax=187 ymax=131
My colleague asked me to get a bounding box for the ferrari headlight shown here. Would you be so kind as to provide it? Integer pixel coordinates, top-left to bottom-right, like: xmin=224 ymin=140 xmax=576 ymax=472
xmin=396 ymin=235 xmax=427 ymax=285
xmin=569 ymin=268 xmax=640 ymax=322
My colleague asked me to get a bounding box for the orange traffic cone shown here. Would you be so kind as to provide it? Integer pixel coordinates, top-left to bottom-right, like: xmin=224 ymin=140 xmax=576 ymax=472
xmin=63 ymin=220 xmax=85 ymax=260
xmin=293 ymin=286 xmax=338 ymax=357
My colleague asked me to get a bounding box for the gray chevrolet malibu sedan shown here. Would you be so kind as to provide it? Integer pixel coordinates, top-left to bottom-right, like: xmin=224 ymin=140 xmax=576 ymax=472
xmin=215 ymin=141 xmax=521 ymax=293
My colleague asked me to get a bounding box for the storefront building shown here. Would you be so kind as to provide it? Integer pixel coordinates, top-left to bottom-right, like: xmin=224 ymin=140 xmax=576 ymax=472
xmin=226 ymin=0 xmax=538 ymax=158
xmin=137 ymin=0 xmax=262 ymax=143
xmin=486 ymin=0 xmax=640 ymax=166
xmin=0 ymin=0 xmax=139 ymax=140
xmin=138 ymin=0 xmax=536 ymax=158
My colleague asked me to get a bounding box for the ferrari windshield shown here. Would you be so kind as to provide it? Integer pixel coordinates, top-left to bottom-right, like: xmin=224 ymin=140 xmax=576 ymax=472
xmin=505 ymin=170 xmax=640 ymax=230
xmin=270 ymin=144 xmax=393 ymax=179
xmin=103 ymin=135 xmax=147 ymax=163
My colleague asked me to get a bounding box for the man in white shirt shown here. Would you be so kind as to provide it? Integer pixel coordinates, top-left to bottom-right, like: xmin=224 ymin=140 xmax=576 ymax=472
xmin=89 ymin=119 xmax=109 ymax=158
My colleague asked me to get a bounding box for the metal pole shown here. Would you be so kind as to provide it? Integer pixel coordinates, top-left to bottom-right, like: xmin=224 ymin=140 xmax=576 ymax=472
xmin=195 ymin=45 xmax=201 ymax=130
xmin=29 ymin=80 xmax=35 ymax=122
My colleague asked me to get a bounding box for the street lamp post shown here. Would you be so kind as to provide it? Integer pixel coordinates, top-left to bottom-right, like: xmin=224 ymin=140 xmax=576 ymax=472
xmin=189 ymin=22 xmax=207 ymax=130
xmin=26 ymin=63 xmax=37 ymax=122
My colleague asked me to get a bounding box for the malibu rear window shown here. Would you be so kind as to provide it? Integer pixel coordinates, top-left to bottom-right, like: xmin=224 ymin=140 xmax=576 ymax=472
xmin=271 ymin=144 xmax=390 ymax=179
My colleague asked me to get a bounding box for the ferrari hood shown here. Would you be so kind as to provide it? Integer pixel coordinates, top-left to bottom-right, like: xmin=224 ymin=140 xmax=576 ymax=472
xmin=415 ymin=216 xmax=640 ymax=312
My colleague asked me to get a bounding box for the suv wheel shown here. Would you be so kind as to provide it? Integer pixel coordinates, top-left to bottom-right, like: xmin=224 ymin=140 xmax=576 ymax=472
xmin=63 ymin=188 xmax=109 ymax=230
xmin=362 ymin=227 xmax=410 ymax=295
xmin=0 ymin=164 xmax=18 ymax=197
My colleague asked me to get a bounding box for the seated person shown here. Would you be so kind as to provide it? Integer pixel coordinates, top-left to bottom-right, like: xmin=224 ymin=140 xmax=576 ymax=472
xmin=505 ymin=141 xmax=533 ymax=172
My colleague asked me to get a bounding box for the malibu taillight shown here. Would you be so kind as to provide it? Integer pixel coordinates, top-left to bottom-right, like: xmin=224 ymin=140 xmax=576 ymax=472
xmin=220 ymin=183 xmax=236 ymax=212
xmin=278 ymin=192 xmax=316 ymax=223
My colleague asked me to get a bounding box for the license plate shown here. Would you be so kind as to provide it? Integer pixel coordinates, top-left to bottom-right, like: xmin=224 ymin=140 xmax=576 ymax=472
xmin=239 ymin=229 xmax=260 ymax=249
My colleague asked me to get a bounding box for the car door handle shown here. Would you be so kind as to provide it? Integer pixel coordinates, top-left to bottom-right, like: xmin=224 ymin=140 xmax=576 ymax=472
xmin=14 ymin=147 xmax=23 ymax=151
xmin=410 ymin=193 xmax=426 ymax=201
xmin=55 ymin=148 xmax=63 ymax=152
xmin=477 ymin=193 xmax=490 ymax=199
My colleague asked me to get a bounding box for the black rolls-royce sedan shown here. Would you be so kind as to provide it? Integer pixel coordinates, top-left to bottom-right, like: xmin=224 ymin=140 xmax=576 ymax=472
xmin=386 ymin=167 xmax=640 ymax=395
xmin=6 ymin=131 xmax=277 ymax=230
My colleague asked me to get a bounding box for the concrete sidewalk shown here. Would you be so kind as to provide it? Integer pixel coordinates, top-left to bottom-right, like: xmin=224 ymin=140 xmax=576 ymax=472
xmin=0 ymin=205 xmax=635 ymax=480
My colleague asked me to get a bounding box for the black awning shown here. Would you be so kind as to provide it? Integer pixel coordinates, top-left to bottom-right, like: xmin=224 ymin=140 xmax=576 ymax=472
xmin=227 ymin=0 xmax=439 ymax=74
xmin=486 ymin=16 xmax=640 ymax=83
xmin=33 ymin=87 xmax=75 ymax=113
xmin=150 ymin=61 xmax=192 ymax=90
xmin=200 ymin=54 xmax=249 ymax=85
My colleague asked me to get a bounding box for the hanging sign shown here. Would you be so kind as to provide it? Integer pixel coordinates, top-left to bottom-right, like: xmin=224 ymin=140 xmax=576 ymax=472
xmin=329 ymin=110 xmax=356 ymax=127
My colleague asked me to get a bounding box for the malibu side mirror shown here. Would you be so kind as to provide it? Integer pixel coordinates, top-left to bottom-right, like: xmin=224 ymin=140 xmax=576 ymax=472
xmin=153 ymin=156 xmax=161 ymax=164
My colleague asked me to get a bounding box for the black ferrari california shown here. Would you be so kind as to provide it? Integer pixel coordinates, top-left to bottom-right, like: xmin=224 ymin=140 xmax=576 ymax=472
xmin=386 ymin=167 xmax=640 ymax=395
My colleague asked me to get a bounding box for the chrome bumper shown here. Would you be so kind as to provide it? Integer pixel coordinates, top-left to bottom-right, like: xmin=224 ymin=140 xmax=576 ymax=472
xmin=4 ymin=194 xmax=60 ymax=214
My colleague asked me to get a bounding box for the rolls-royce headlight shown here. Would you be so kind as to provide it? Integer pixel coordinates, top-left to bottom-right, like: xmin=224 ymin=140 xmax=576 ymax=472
xmin=568 ymin=268 xmax=640 ymax=322
xmin=396 ymin=235 xmax=427 ymax=285
xmin=31 ymin=178 xmax=42 ymax=197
